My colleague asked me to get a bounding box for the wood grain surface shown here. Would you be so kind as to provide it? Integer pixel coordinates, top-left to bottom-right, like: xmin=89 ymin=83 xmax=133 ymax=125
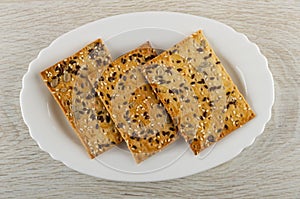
xmin=1 ymin=0 xmax=299 ymax=198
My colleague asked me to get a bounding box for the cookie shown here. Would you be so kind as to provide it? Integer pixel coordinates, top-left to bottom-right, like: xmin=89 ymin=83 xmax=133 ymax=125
xmin=89 ymin=42 xmax=178 ymax=163
xmin=143 ymin=30 xmax=255 ymax=155
xmin=40 ymin=39 xmax=123 ymax=158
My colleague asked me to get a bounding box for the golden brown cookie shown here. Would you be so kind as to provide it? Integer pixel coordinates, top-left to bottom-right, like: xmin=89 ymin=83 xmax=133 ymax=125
xmin=89 ymin=42 xmax=178 ymax=163
xmin=143 ymin=30 xmax=255 ymax=155
xmin=40 ymin=39 xmax=123 ymax=158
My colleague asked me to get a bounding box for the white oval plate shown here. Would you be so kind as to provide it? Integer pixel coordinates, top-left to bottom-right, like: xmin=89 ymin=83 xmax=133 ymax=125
xmin=20 ymin=12 xmax=274 ymax=182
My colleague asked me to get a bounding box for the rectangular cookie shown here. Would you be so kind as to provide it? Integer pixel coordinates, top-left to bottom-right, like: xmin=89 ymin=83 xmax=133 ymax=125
xmin=89 ymin=42 xmax=178 ymax=163
xmin=142 ymin=30 xmax=255 ymax=155
xmin=40 ymin=39 xmax=123 ymax=158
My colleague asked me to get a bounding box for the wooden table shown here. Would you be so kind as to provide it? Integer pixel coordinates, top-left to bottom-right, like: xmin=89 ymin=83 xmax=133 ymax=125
xmin=1 ymin=0 xmax=299 ymax=198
